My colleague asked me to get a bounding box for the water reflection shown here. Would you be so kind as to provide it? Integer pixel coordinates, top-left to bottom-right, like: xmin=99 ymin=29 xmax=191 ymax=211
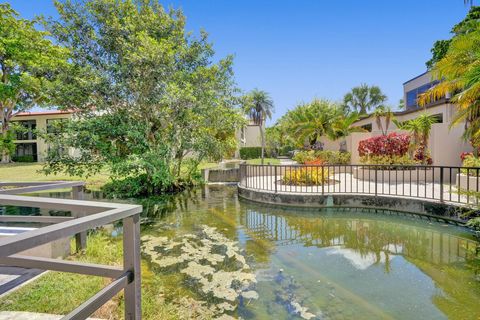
xmin=3 ymin=185 xmax=480 ymax=319
xmin=142 ymin=185 xmax=480 ymax=320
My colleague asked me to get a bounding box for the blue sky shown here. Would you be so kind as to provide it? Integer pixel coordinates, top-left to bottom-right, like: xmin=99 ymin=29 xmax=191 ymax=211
xmin=8 ymin=0 xmax=472 ymax=125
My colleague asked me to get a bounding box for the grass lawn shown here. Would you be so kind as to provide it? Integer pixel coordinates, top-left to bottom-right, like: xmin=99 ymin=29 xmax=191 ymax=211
xmin=0 ymin=163 xmax=110 ymax=191
xmin=0 ymin=232 xmax=185 ymax=320
xmin=0 ymin=162 xmax=219 ymax=192
xmin=246 ymin=158 xmax=280 ymax=165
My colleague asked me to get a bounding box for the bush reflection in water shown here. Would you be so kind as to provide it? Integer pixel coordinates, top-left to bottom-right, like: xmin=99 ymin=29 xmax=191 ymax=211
xmin=137 ymin=185 xmax=480 ymax=320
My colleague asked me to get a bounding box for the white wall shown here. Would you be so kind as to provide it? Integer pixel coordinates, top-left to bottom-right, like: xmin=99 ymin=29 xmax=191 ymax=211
xmin=348 ymin=103 xmax=471 ymax=166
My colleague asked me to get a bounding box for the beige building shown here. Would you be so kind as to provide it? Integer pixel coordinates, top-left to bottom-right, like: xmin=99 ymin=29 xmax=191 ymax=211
xmin=236 ymin=119 xmax=262 ymax=150
xmin=9 ymin=110 xmax=74 ymax=162
xmin=321 ymin=71 xmax=472 ymax=166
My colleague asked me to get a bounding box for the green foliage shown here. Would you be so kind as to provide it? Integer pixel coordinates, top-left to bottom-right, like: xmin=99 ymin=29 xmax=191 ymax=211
xmin=275 ymin=99 xmax=362 ymax=149
xmin=293 ymin=150 xmax=351 ymax=165
xmin=11 ymin=155 xmax=35 ymax=163
xmin=342 ymin=84 xmax=387 ymax=114
xmin=279 ymin=145 xmax=295 ymax=157
xmin=373 ymin=105 xmax=394 ymax=136
xmin=0 ymin=3 xmax=69 ymax=162
xmin=466 ymin=217 xmax=480 ymax=230
xmin=41 ymin=0 xmax=243 ymax=196
xmin=461 ymin=154 xmax=480 ymax=175
xmin=394 ymin=113 xmax=439 ymax=164
xmin=426 ymin=40 xmax=452 ymax=70
xmin=282 ymin=167 xmax=330 ymax=186
xmin=240 ymin=147 xmax=263 ymax=160
xmin=0 ymin=128 xmax=16 ymax=158
xmin=359 ymin=154 xmax=417 ymax=166
xmin=426 ymin=6 xmax=480 ymax=69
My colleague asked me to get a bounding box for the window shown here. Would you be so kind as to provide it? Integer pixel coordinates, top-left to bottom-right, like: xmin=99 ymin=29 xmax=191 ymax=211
xmin=13 ymin=143 xmax=37 ymax=162
xmin=432 ymin=113 xmax=443 ymax=123
xmin=14 ymin=120 xmax=37 ymax=140
xmin=405 ymin=80 xmax=441 ymax=109
xmin=361 ymin=123 xmax=372 ymax=132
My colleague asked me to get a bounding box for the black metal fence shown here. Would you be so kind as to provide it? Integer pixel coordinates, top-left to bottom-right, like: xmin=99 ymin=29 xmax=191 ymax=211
xmin=239 ymin=164 xmax=480 ymax=205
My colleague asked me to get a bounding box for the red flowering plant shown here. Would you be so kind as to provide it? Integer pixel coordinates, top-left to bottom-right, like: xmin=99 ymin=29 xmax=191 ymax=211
xmin=358 ymin=132 xmax=411 ymax=158
xmin=358 ymin=133 xmax=415 ymax=168
xmin=304 ymin=159 xmax=325 ymax=165
xmin=413 ymin=145 xmax=433 ymax=165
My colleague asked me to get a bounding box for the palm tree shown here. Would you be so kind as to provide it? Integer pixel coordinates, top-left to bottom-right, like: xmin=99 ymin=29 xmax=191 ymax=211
xmin=286 ymin=99 xmax=341 ymax=148
xmin=373 ymin=106 xmax=394 ymax=135
xmin=243 ymin=89 xmax=274 ymax=164
xmin=418 ymin=22 xmax=480 ymax=153
xmin=343 ymin=84 xmax=387 ymax=115
xmin=332 ymin=112 xmax=365 ymax=138
xmin=394 ymin=113 xmax=438 ymax=164
xmin=332 ymin=112 xmax=366 ymax=151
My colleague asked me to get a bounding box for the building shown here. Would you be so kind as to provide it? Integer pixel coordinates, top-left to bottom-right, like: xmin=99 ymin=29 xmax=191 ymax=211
xmin=235 ymin=118 xmax=262 ymax=157
xmin=9 ymin=110 xmax=75 ymax=162
xmin=321 ymin=71 xmax=472 ymax=166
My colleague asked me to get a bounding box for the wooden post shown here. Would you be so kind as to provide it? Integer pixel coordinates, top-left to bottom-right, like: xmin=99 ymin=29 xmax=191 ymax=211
xmin=72 ymin=185 xmax=87 ymax=251
xmin=123 ymin=214 xmax=141 ymax=320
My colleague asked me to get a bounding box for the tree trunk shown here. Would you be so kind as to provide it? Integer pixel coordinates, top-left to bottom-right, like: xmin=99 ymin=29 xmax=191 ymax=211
xmin=260 ymin=123 xmax=265 ymax=165
xmin=1 ymin=112 xmax=11 ymax=163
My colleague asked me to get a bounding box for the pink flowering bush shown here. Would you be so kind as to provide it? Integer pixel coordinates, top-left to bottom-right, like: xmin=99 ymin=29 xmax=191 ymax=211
xmin=358 ymin=133 xmax=410 ymax=158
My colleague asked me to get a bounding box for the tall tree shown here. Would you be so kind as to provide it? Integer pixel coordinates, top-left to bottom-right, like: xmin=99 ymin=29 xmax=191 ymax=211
xmin=394 ymin=113 xmax=438 ymax=164
xmin=243 ymin=89 xmax=274 ymax=164
xmin=419 ymin=21 xmax=480 ymax=153
xmin=426 ymin=6 xmax=480 ymax=69
xmin=42 ymin=0 xmax=243 ymax=196
xmin=0 ymin=4 xmax=68 ymax=162
xmin=343 ymin=84 xmax=387 ymax=115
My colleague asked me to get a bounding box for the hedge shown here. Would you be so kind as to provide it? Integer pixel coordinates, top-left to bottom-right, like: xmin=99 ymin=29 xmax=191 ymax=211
xmin=239 ymin=147 xmax=263 ymax=160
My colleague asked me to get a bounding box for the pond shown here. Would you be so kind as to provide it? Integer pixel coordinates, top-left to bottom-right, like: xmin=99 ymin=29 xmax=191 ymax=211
xmin=4 ymin=185 xmax=480 ymax=319
xmin=139 ymin=185 xmax=480 ymax=320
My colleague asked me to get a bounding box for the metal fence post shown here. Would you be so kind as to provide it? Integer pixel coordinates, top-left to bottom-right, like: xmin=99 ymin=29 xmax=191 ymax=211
xmin=440 ymin=167 xmax=444 ymax=203
xmin=374 ymin=167 xmax=378 ymax=196
xmin=274 ymin=165 xmax=278 ymax=193
xmin=321 ymin=166 xmax=324 ymax=195
xmin=72 ymin=185 xmax=87 ymax=252
xmin=123 ymin=214 xmax=141 ymax=320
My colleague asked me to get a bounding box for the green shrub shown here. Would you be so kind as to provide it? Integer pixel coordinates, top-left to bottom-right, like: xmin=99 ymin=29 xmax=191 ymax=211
xmin=292 ymin=150 xmax=316 ymax=164
xmin=282 ymin=167 xmax=330 ymax=186
xmin=461 ymin=154 xmax=480 ymax=176
xmin=292 ymin=150 xmax=351 ymax=165
xmin=279 ymin=146 xmax=295 ymax=157
xmin=360 ymin=154 xmax=417 ymax=166
xmin=239 ymin=147 xmax=262 ymax=160
xmin=12 ymin=155 xmax=35 ymax=163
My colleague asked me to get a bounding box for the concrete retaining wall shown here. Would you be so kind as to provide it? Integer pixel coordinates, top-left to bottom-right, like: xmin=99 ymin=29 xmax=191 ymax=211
xmin=203 ymin=168 xmax=240 ymax=183
xmin=238 ymin=185 xmax=470 ymax=224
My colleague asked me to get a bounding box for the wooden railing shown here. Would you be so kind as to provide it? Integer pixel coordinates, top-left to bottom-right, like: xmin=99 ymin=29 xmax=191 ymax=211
xmin=0 ymin=181 xmax=88 ymax=251
xmin=0 ymin=182 xmax=143 ymax=319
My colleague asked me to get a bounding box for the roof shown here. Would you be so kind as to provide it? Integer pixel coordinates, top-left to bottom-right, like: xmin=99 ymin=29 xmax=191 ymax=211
xmin=402 ymin=71 xmax=429 ymax=85
xmin=353 ymin=98 xmax=449 ymax=123
xmin=14 ymin=110 xmax=75 ymax=117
